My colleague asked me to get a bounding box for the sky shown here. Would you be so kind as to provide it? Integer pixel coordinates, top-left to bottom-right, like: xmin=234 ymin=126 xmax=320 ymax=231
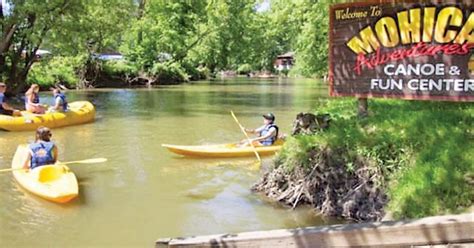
xmin=0 ymin=1 xmax=269 ymax=15
xmin=256 ymin=0 xmax=270 ymax=12
xmin=1 ymin=0 xmax=11 ymax=15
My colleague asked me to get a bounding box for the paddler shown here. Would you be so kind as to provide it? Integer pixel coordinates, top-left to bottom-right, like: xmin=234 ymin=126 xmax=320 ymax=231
xmin=48 ymin=88 xmax=68 ymax=112
xmin=0 ymin=82 xmax=21 ymax=116
xmin=25 ymin=84 xmax=46 ymax=114
xmin=242 ymin=113 xmax=279 ymax=146
xmin=23 ymin=127 xmax=58 ymax=170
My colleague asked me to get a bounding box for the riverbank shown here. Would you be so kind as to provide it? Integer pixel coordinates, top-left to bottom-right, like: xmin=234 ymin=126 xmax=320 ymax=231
xmin=253 ymin=99 xmax=474 ymax=222
xmin=26 ymin=56 xmax=291 ymax=90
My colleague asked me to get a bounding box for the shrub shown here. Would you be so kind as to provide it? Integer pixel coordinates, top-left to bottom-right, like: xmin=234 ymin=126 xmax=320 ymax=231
xmin=237 ymin=64 xmax=252 ymax=75
xmin=181 ymin=62 xmax=208 ymax=81
xmin=28 ymin=56 xmax=84 ymax=88
xmin=150 ymin=62 xmax=188 ymax=83
xmin=102 ymin=60 xmax=139 ymax=77
xmin=197 ymin=66 xmax=210 ymax=80
xmin=279 ymin=68 xmax=290 ymax=76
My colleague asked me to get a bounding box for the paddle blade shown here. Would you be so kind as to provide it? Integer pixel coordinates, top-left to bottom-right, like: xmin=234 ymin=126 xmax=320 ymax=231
xmin=0 ymin=167 xmax=26 ymax=173
xmin=63 ymin=158 xmax=108 ymax=165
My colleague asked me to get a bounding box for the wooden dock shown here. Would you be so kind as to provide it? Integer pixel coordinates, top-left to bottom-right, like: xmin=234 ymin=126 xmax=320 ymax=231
xmin=156 ymin=213 xmax=474 ymax=247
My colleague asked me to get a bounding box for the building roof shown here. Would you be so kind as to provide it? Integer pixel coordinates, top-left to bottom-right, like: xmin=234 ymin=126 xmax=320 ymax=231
xmin=277 ymin=52 xmax=295 ymax=58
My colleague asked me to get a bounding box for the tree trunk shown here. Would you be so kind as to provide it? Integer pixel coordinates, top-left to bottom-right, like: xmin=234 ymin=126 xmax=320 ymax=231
xmin=137 ymin=0 xmax=146 ymax=45
xmin=9 ymin=69 xmax=28 ymax=95
xmin=0 ymin=55 xmax=6 ymax=77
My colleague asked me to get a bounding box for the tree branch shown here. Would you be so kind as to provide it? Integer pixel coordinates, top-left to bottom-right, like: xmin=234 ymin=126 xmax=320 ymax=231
xmin=0 ymin=24 xmax=17 ymax=54
xmin=173 ymin=28 xmax=215 ymax=62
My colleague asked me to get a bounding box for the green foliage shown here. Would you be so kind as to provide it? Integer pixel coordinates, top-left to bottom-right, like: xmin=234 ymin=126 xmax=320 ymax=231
xmin=27 ymin=56 xmax=84 ymax=88
xmin=195 ymin=0 xmax=259 ymax=71
xmin=197 ymin=66 xmax=211 ymax=80
xmin=276 ymin=135 xmax=326 ymax=172
xmin=277 ymin=99 xmax=474 ymax=218
xmin=0 ymin=0 xmax=88 ymax=90
xmin=180 ymin=62 xmax=208 ymax=81
xmin=150 ymin=62 xmax=188 ymax=83
xmin=1 ymin=0 xmax=135 ymax=91
xmin=122 ymin=1 xmax=207 ymax=70
xmin=3 ymin=0 xmax=336 ymax=88
xmin=237 ymin=64 xmax=253 ymax=74
xmin=45 ymin=0 xmax=135 ymax=55
xmin=102 ymin=60 xmax=139 ymax=77
xmin=279 ymin=68 xmax=290 ymax=76
xmin=263 ymin=0 xmax=331 ymax=77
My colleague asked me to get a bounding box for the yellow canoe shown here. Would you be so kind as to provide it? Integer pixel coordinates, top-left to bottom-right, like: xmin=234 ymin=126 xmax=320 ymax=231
xmin=0 ymin=101 xmax=95 ymax=131
xmin=162 ymin=140 xmax=284 ymax=158
xmin=11 ymin=145 xmax=78 ymax=203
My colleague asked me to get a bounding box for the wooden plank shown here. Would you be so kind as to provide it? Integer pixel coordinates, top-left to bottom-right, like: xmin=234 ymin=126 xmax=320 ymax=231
xmin=156 ymin=213 xmax=474 ymax=248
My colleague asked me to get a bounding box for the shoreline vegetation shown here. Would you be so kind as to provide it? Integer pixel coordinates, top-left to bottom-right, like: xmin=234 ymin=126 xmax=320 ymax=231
xmin=253 ymin=99 xmax=473 ymax=222
xmin=1 ymin=1 xmax=330 ymax=94
xmin=26 ymin=56 xmax=288 ymax=91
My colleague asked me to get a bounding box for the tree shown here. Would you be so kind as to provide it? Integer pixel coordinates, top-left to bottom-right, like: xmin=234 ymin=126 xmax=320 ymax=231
xmin=264 ymin=0 xmax=330 ymax=77
xmin=183 ymin=0 xmax=266 ymax=73
xmin=122 ymin=0 xmax=208 ymax=70
xmin=45 ymin=0 xmax=135 ymax=87
xmin=0 ymin=0 xmax=86 ymax=93
xmin=292 ymin=0 xmax=330 ymax=77
xmin=0 ymin=0 xmax=135 ymax=92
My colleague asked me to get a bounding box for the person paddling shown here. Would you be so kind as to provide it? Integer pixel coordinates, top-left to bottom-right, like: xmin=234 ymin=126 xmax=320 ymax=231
xmin=48 ymin=88 xmax=68 ymax=112
xmin=242 ymin=113 xmax=279 ymax=146
xmin=0 ymin=82 xmax=21 ymax=116
xmin=23 ymin=127 xmax=58 ymax=170
xmin=25 ymin=84 xmax=46 ymax=114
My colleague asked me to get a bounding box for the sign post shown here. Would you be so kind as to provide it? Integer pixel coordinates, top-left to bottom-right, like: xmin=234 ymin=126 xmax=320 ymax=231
xmin=329 ymin=1 xmax=474 ymax=111
xmin=358 ymin=98 xmax=368 ymax=117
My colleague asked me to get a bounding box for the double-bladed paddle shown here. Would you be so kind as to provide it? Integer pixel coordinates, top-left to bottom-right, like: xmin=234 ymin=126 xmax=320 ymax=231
xmin=0 ymin=157 xmax=108 ymax=173
xmin=230 ymin=110 xmax=262 ymax=165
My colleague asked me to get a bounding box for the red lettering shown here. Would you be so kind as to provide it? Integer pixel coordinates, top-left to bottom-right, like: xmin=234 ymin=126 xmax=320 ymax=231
xmin=352 ymin=42 xmax=474 ymax=75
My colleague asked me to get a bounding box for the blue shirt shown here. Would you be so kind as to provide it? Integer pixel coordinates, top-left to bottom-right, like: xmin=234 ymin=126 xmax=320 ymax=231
xmin=0 ymin=92 xmax=4 ymax=110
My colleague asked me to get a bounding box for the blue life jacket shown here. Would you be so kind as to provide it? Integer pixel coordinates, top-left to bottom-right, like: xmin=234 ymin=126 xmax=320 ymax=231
xmin=29 ymin=141 xmax=55 ymax=169
xmin=55 ymin=93 xmax=68 ymax=111
xmin=0 ymin=93 xmax=4 ymax=110
xmin=25 ymin=93 xmax=39 ymax=105
xmin=259 ymin=124 xmax=279 ymax=146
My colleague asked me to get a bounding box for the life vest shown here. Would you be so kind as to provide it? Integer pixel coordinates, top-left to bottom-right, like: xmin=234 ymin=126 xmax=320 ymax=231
xmin=55 ymin=93 xmax=68 ymax=111
xmin=259 ymin=124 xmax=279 ymax=146
xmin=25 ymin=92 xmax=39 ymax=105
xmin=0 ymin=93 xmax=4 ymax=110
xmin=29 ymin=141 xmax=55 ymax=169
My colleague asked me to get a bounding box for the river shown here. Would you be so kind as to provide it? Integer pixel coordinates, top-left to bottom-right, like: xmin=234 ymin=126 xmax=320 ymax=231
xmin=0 ymin=78 xmax=337 ymax=247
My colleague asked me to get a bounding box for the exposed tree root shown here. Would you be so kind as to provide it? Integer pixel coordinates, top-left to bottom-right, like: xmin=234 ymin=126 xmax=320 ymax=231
xmin=252 ymin=147 xmax=387 ymax=222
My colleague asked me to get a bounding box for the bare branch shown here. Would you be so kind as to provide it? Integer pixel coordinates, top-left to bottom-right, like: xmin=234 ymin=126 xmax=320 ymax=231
xmin=0 ymin=24 xmax=17 ymax=54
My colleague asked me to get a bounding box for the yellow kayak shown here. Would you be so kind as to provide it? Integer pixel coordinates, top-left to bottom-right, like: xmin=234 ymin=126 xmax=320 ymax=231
xmin=0 ymin=101 xmax=95 ymax=131
xmin=11 ymin=145 xmax=78 ymax=203
xmin=162 ymin=140 xmax=284 ymax=158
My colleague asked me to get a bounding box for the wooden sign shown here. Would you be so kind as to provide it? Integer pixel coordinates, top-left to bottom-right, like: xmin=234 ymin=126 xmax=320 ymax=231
xmin=329 ymin=0 xmax=474 ymax=102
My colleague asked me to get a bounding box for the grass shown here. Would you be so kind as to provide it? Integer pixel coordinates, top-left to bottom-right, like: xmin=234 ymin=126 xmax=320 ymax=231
xmin=276 ymin=98 xmax=474 ymax=219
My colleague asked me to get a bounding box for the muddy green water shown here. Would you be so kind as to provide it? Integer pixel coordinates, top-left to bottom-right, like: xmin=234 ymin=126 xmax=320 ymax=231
xmin=0 ymin=78 xmax=337 ymax=247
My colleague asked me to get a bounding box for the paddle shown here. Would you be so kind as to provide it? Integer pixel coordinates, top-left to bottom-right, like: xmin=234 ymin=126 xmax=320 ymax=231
xmin=230 ymin=110 xmax=262 ymax=165
xmin=0 ymin=158 xmax=108 ymax=173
